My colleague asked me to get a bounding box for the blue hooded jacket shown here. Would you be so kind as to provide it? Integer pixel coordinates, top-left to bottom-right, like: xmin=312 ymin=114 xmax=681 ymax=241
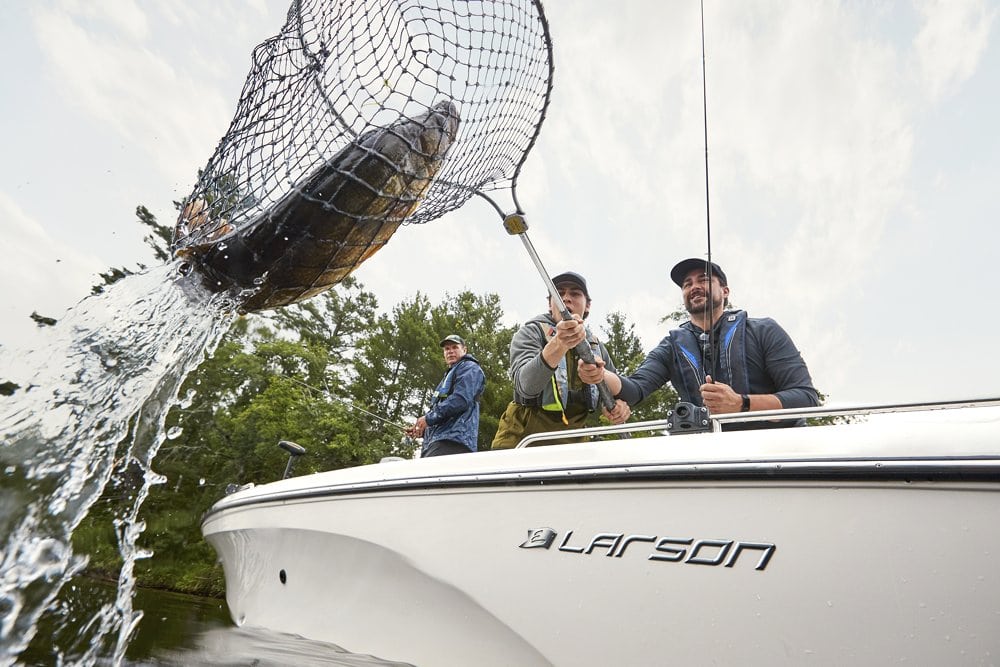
xmin=424 ymin=354 xmax=486 ymax=452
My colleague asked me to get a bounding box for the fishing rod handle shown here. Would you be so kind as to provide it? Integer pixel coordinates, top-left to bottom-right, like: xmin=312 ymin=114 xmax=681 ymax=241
xmin=505 ymin=215 xmax=617 ymax=412
xmin=562 ymin=326 xmax=616 ymax=412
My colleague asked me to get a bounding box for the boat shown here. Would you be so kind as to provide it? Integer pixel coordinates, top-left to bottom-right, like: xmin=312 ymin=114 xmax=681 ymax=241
xmin=201 ymin=398 xmax=1000 ymax=665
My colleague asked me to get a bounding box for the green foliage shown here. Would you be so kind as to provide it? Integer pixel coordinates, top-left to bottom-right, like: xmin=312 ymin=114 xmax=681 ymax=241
xmin=601 ymin=311 xmax=679 ymax=423
xmin=136 ymin=204 xmax=172 ymax=263
xmin=806 ymin=390 xmax=863 ymax=426
xmin=348 ymin=289 xmax=516 ymax=452
xmin=73 ymin=205 xmax=840 ymax=598
xmin=428 ymin=290 xmax=517 ymax=449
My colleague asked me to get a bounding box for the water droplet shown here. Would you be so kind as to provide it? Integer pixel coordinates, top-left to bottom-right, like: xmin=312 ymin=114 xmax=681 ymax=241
xmin=179 ymin=389 xmax=196 ymax=409
xmin=199 ymin=478 xmax=206 ymax=486
xmin=217 ymin=242 xmax=228 ymax=250
xmin=4 ymin=465 xmax=14 ymax=475
xmin=102 ymin=356 xmax=119 ymax=369
xmin=166 ymin=426 xmax=183 ymax=440
xmin=0 ymin=595 xmax=15 ymax=617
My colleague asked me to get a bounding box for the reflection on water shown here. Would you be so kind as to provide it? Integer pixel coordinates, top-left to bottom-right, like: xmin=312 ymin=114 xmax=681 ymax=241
xmin=22 ymin=577 xmax=414 ymax=666
xmin=158 ymin=627 xmax=416 ymax=667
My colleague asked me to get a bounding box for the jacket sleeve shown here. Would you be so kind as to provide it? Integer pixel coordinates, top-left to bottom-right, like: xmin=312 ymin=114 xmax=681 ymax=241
xmin=598 ymin=341 xmax=616 ymax=375
xmin=510 ymin=321 xmax=554 ymax=399
xmin=617 ymin=335 xmax=674 ymax=406
xmin=754 ymin=318 xmax=819 ymax=409
xmin=425 ymin=360 xmax=485 ymax=426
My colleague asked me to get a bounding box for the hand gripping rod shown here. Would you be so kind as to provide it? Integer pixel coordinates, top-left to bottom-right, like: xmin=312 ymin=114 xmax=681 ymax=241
xmin=503 ymin=213 xmax=617 ymax=412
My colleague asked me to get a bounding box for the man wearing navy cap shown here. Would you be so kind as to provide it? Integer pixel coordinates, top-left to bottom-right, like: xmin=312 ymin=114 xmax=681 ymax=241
xmin=492 ymin=271 xmax=630 ymax=448
xmin=579 ymin=258 xmax=818 ymax=429
xmin=407 ymin=334 xmax=486 ymax=456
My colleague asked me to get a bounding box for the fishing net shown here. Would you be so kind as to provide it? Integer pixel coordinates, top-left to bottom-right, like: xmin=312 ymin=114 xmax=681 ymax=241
xmin=173 ymin=0 xmax=553 ymax=310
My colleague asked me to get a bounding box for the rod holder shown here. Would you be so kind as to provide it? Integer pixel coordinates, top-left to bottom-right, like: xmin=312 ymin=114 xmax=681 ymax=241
xmin=278 ymin=440 xmax=307 ymax=479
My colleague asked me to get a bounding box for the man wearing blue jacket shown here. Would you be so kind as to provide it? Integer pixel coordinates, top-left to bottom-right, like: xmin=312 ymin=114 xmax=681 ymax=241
xmin=408 ymin=334 xmax=486 ymax=456
xmin=579 ymin=258 xmax=818 ymax=430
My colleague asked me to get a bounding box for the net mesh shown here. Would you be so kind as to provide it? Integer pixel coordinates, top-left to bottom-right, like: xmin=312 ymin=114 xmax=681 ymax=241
xmin=174 ymin=0 xmax=552 ymax=251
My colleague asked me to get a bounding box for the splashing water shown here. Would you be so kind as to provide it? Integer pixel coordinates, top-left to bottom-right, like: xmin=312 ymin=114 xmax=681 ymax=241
xmin=0 ymin=264 xmax=240 ymax=665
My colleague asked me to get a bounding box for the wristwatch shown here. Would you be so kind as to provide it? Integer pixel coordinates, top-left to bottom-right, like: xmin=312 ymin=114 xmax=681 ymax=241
xmin=740 ymin=394 xmax=751 ymax=412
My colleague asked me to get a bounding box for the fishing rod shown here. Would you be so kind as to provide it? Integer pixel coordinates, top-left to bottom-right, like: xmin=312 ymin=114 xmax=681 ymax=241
xmin=285 ymin=376 xmax=411 ymax=433
xmin=699 ymin=0 xmax=716 ymax=382
xmin=503 ymin=213 xmax=619 ymax=413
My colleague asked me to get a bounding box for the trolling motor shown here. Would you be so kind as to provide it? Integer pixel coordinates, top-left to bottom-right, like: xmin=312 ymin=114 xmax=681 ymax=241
xmin=278 ymin=440 xmax=307 ymax=479
xmin=666 ymin=402 xmax=712 ymax=435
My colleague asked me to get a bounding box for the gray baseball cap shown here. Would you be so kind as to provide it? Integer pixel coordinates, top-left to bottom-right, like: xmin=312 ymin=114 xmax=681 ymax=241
xmin=551 ymin=271 xmax=590 ymax=299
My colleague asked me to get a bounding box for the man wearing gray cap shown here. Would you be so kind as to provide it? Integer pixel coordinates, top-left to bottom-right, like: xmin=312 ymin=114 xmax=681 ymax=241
xmin=492 ymin=271 xmax=630 ymax=448
xmin=407 ymin=334 xmax=486 ymax=456
xmin=579 ymin=258 xmax=818 ymax=430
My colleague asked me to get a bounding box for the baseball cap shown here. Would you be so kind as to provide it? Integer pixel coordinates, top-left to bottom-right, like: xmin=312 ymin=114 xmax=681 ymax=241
xmin=670 ymin=258 xmax=727 ymax=287
xmin=551 ymin=271 xmax=590 ymax=299
xmin=440 ymin=334 xmax=466 ymax=347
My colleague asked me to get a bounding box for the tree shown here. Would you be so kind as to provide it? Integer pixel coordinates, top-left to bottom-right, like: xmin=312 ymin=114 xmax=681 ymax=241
xmin=601 ymin=311 xmax=679 ymax=424
xmin=427 ymin=291 xmax=517 ymax=449
xmin=266 ymin=275 xmax=378 ymax=356
xmin=90 ymin=206 xmax=173 ymax=295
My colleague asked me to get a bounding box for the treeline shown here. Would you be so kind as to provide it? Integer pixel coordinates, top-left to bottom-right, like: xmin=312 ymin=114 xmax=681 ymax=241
xmin=31 ymin=205 xmax=836 ymax=598
xmin=74 ymin=269 xmax=680 ymax=596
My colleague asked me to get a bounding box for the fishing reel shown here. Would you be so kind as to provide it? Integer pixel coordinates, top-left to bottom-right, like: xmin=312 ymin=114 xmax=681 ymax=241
xmin=666 ymin=402 xmax=712 ymax=435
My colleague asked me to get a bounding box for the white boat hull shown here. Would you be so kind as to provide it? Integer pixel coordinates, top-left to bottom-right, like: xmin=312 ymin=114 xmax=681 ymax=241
xmin=202 ymin=407 xmax=1000 ymax=665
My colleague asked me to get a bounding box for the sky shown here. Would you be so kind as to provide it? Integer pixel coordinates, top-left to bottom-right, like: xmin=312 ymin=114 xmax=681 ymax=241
xmin=1 ymin=0 xmax=998 ymax=407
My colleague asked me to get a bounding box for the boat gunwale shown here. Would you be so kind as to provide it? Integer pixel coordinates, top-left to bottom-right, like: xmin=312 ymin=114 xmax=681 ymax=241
xmin=516 ymin=396 xmax=1000 ymax=447
xmin=202 ymin=455 xmax=1000 ymax=521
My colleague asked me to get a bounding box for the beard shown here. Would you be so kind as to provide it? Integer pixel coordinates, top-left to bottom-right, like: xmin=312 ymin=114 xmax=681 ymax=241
xmin=684 ymin=291 xmax=724 ymax=315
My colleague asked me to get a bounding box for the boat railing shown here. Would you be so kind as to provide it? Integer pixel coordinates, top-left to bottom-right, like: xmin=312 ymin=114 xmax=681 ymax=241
xmin=514 ymin=396 xmax=1000 ymax=448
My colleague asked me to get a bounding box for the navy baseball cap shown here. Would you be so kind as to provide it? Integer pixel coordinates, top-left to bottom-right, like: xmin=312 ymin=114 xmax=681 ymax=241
xmin=670 ymin=258 xmax=727 ymax=287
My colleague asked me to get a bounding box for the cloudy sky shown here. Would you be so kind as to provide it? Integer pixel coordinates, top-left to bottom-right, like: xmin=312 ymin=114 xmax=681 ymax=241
xmin=2 ymin=0 xmax=998 ymax=407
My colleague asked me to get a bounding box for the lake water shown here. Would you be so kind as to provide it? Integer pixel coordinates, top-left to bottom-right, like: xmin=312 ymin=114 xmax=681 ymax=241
xmin=0 ymin=267 xmax=411 ymax=666
xmin=19 ymin=577 xmax=413 ymax=666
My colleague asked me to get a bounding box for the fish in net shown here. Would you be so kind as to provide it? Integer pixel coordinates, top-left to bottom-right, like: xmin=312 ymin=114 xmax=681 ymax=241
xmin=173 ymin=0 xmax=553 ymax=313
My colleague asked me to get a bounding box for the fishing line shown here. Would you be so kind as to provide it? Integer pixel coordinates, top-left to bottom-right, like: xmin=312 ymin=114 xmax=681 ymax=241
xmin=285 ymin=375 xmax=410 ymax=434
xmin=699 ymin=0 xmax=716 ymax=383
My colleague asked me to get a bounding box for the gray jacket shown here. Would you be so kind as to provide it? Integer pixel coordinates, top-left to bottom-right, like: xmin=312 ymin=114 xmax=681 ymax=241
xmin=509 ymin=313 xmax=616 ymax=411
